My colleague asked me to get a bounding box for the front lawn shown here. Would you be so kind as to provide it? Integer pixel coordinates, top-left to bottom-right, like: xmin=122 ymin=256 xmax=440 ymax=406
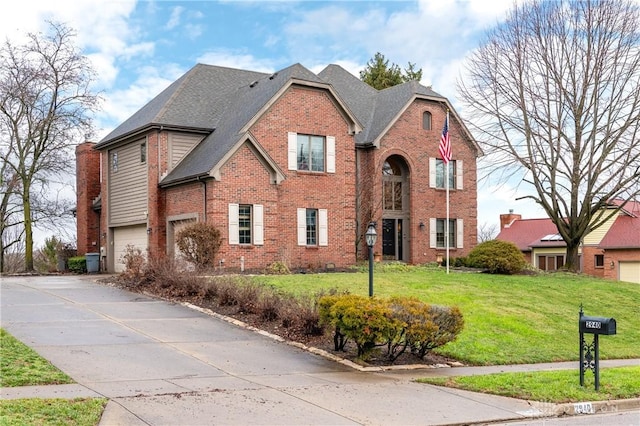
xmin=418 ymin=365 xmax=640 ymax=403
xmin=0 ymin=398 xmax=106 ymax=426
xmin=256 ymin=266 xmax=640 ymax=365
xmin=0 ymin=328 xmax=73 ymax=387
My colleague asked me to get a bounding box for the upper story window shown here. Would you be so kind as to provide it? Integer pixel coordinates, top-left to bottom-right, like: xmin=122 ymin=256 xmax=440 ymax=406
xmin=297 ymin=134 xmax=325 ymax=172
xmin=288 ymin=132 xmax=335 ymax=173
xmin=422 ymin=111 xmax=432 ymax=130
xmin=436 ymin=159 xmax=456 ymax=189
xmin=140 ymin=142 xmax=146 ymax=163
xmin=430 ymin=158 xmax=463 ymax=190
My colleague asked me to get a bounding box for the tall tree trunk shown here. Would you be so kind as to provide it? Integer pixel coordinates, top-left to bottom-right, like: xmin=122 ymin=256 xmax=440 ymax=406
xmin=23 ymin=191 xmax=34 ymax=272
xmin=564 ymin=242 xmax=580 ymax=272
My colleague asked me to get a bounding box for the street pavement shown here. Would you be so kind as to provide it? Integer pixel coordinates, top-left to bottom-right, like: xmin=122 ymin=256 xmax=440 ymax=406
xmin=1 ymin=275 xmax=638 ymax=426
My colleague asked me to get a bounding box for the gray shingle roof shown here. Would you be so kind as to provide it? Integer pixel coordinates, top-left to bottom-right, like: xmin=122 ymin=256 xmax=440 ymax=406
xmin=318 ymin=65 xmax=446 ymax=145
xmin=96 ymin=64 xmax=268 ymax=147
xmin=97 ymin=62 xmax=477 ymax=187
xmin=161 ymin=63 xmax=330 ymax=185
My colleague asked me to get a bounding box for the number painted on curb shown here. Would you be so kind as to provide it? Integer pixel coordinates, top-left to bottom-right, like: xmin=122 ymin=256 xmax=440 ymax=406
xmin=574 ymin=402 xmax=594 ymax=414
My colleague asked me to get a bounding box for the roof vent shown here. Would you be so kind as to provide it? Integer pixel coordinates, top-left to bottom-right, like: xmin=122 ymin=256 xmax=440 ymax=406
xmin=249 ymin=81 xmax=258 ymax=88
xmin=269 ymin=72 xmax=278 ymax=80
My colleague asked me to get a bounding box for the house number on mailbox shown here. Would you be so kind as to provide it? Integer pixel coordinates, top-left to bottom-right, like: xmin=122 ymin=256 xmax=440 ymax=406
xmin=585 ymin=321 xmax=601 ymax=329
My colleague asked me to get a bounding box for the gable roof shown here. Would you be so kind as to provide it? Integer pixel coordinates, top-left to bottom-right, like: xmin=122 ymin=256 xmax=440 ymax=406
xmin=497 ymin=199 xmax=640 ymax=251
xmin=96 ymin=64 xmax=268 ymax=147
xmin=496 ymin=218 xmax=559 ymax=251
xmin=318 ymin=64 xmax=482 ymax=154
xmin=160 ymin=63 xmax=360 ymax=186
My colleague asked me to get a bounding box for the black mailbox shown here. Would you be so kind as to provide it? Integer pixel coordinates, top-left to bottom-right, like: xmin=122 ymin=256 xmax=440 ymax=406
xmin=579 ymin=316 xmax=616 ymax=335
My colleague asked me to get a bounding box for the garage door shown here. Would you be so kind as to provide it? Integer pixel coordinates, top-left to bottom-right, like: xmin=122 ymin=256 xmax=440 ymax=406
xmin=113 ymin=225 xmax=148 ymax=273
xmin=619 ymin=261 xmax=640 ymax=284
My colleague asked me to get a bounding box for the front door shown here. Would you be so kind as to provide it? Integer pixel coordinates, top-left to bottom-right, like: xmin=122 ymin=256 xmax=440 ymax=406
xmin=382 ymin=219 xmax=403 ymax=260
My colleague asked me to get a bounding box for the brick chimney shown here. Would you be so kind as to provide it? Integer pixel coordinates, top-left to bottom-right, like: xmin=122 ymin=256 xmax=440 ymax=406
xmin=500 ymin=209 xmax=521 ymax=230
xmin=76 ymin=142 xmax=101 ymax=255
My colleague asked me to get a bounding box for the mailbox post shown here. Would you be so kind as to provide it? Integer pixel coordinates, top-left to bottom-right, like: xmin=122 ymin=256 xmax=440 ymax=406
xmin=579 ymin=306 xmax=616 ymax=391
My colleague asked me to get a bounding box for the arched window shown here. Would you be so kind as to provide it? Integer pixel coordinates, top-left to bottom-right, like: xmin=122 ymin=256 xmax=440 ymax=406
xmin=383 ymin=158 xmax=403 ymax=211
xmin=422 ymin=111 xmax=432 ymax=130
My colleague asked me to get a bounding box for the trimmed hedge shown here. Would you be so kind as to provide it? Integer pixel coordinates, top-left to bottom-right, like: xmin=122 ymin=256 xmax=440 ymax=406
xmin=319 ymin=294 xmax=464 ymax=362
xmin=68 ymin=256 xmax=87 ymax=273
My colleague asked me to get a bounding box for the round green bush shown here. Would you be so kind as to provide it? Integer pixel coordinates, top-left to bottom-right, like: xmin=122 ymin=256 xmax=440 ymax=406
xmin=466 ymin=239 xmax=526 ymax=274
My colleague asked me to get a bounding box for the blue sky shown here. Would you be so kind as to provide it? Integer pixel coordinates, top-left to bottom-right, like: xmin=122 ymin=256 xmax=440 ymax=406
xmin=4 ymin=0 xmax=546 ymax=243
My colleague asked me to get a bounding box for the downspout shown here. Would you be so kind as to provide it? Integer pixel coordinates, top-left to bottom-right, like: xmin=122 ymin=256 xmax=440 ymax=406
xmin=199 ymin=176 xmax=207 ymax=223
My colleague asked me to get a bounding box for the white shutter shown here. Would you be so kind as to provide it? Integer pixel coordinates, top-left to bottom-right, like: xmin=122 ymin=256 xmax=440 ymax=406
xmin=456 ymin=160 xmax=464 ymax=190
xmin=429 ymin=218 xmax=437 ymax=248
xmin=253 ymin=204 xmax=264 ymax=245
xmin=319 ymin=209 xmax=328 ymax=246
xmin=297 ymin=208 xmax=306 ymax=246
xmin=457 ymin=219 xmax=464 ymax=248
xmin=429 ymin=158 xmax=436 ymax=188
xmin=288 ymin=132 xmax=297 ymax=170
xmin=326 ymin=136 xmax=335 ymax=173
xmin=228 ymin=204 xmax=239 ymax=245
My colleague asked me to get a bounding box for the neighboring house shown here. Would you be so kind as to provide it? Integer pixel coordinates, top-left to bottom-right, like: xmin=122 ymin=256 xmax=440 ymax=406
xmin=76 ymin=63 xmax=482 ymax=273
xmin=496 ymin=201 xmax=640 ymax=284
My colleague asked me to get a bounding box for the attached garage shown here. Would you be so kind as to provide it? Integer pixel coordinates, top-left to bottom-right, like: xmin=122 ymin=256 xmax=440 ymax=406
xmin=113 ymin=225 xmax=148 ymax=272
xmin=619 ymin=261 xmax=640 ymax=284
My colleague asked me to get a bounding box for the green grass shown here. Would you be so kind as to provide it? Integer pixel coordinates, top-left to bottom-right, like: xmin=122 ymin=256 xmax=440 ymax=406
xmin=0 ymin=328 xmax=74 ymax=387
xmin=254 ymin=266 xmax=640 ymax=365
xmin=417 ymin=366 xmax=640 ymax=403
xmin=0 ymin=398 xmax=107 ymax=426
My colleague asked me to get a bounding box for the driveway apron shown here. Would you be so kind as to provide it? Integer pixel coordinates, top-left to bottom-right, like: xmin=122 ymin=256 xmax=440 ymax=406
xmin=1 ymin=275 xmax=537 ymax=425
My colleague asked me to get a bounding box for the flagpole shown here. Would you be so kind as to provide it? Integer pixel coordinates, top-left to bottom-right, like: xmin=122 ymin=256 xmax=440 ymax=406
xmin=445 ymin=111 xmax=450 ymax=274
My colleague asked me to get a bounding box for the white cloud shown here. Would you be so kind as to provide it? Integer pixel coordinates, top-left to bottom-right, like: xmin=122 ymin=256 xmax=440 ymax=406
xmin=166 ymin=6 xmax=184 ymax=30
xmin=197 ymin=50 xmax=277 ymax=73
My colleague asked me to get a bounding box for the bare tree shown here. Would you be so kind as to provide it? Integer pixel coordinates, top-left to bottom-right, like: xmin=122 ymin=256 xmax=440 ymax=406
xmin=0 ymin=21 xmax=100 ymax=271
xmin=477 ymin=222 xmax=498 ymax=243
xmin=458 ymin=0 xmax=640 ymax=271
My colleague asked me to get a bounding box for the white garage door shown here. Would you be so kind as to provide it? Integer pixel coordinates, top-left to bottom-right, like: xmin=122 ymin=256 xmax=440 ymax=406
xmin=619 ymin=261 xmax=640 ymax=284
xmin=113 ymin=225 xmax=148 ymax=273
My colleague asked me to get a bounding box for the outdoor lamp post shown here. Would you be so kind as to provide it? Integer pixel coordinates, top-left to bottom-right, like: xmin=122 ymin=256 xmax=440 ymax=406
xmin=365 ymin=222 xmax=377 ymax=297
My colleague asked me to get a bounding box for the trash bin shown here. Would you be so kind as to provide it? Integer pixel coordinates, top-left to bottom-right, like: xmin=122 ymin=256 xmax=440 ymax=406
xmin=86 ymin=253 xmax=100 ymax=273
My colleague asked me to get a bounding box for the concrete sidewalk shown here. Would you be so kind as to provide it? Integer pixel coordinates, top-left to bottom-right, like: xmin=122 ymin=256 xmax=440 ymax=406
xmin=1 ymin=275 xmax=638 ymax=425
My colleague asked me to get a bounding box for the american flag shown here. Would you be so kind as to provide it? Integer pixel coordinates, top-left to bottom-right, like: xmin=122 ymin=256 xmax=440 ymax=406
xmin=439 ymin=114 xmax=451 ymax=164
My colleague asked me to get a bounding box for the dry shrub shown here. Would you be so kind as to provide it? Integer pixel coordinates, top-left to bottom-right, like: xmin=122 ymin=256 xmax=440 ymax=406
xmin=176 ymin=223 xmax=222 ymax=271
xmin=141 ymin=255 xmax=207 ymax=300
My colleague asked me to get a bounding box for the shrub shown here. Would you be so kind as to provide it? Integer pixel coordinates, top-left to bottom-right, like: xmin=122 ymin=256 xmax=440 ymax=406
xmin=142 ymin=255 xmax=206 ymax=299
xmin=68 ymin=256 xmax=86 ymax=273
xmin=264 ymin=261 xmax=290 ymax=275
xmin=176 ymin=222 xmax=222 ymax=271
xmin=118 ymin=244 xmax=146 ymax=281
xmin=466 ymin=239 xmax=526 ymax=274
xmin=320 ymin=294 xmax=464 ymax=362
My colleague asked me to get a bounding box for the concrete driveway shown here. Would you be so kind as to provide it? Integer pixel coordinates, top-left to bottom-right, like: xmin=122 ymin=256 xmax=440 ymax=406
xmin=1 ymin=275 xmax=542 ymax=425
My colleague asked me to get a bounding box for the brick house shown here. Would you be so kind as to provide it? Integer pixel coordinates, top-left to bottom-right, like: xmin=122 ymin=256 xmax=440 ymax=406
xmin=76 ymin=63 xmax=482 ymax=273
xmin=496 ymin=200 xmax=640 ymax=283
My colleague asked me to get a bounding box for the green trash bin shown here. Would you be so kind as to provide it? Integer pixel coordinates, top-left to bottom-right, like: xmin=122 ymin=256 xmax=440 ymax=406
xmin=86 ymin=253 xmax=100 ymax=273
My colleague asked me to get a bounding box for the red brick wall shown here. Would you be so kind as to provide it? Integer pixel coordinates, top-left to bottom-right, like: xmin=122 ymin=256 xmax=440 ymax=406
xmin=246 ymin=85 xmax=356 ymax=270
xmin=147 ymin=131 xmax=167 ymax=259
xmin=75 ymin=142 xmax=101 ymax=255
xmin=603 ymin=249 xmax=639 ymax=281
xmin=363 ymin=100 xmax=479 ymax=264
xmin=582 ymin=246 xmax=605 ymax=279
